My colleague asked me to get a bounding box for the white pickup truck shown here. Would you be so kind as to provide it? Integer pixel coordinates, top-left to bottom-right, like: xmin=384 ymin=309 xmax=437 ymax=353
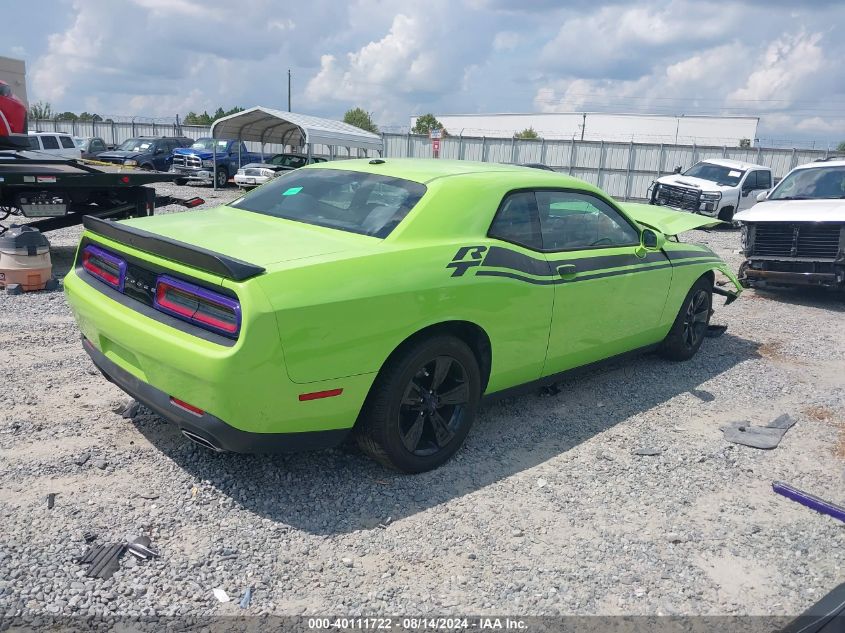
xmin=735 ymin=157 xmax=845 ymax=290
xmin=649 ymin=158 xmax=772 ymax=224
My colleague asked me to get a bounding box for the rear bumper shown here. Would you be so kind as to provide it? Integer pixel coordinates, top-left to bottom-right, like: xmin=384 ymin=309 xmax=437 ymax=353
xmin=82 ymin=336 xmax=349 ymax=453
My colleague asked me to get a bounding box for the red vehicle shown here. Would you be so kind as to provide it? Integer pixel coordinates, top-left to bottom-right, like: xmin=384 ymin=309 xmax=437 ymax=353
xmin=0 ymin=80 xmax=27 ymax=137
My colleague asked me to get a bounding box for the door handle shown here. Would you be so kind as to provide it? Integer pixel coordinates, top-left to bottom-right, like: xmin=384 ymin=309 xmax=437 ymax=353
xmin=557 ymin=264 xmax=577 ymax=279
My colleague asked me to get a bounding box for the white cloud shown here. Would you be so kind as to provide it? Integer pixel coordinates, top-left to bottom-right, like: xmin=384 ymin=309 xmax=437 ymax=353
xmin=728 ymin=31 xmax=825 ymax=107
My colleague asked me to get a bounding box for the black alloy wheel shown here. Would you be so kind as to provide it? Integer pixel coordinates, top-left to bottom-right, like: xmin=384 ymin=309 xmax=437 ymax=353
xmin=682 ymin=289 xmax=710 ymax=350
xmin=398 ymin=355 xmax=470 ymax=456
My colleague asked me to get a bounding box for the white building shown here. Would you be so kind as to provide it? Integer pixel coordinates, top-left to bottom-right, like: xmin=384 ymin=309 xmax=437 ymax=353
xmin=410 ymin=112 xmax=760 ymax=147
xmin=0 ymin=56 xmax=27 ymax=105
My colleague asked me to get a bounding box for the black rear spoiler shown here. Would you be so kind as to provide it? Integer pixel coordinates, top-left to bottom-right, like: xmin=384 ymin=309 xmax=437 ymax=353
xmin=82 ymin=216 xmax=265 ymax=281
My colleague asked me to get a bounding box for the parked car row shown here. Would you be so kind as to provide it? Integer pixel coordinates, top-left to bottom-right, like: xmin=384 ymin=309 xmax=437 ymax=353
xmin=648 ymin=156 xmax=845 ymax=291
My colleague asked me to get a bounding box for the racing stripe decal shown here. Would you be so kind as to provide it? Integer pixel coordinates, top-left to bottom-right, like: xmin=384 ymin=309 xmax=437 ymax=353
xmin=476 ymin=258 xmax=722 ymax=285
xmin=447 ymin=245 xmax=720 ymax=284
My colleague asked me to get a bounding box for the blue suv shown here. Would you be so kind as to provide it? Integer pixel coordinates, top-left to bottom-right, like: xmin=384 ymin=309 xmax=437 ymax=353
xmin=97 ymin=136 xmax=193 ymax=172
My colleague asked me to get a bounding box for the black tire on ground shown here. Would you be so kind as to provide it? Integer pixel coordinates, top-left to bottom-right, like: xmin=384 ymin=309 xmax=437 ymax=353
xmin=173 ymin=178 xmax=187 ymax=186
xmin=718 ymin=206 xmax=735 ymax=224
xmin=355 ymin=335 xmax=481 ymax=473
xmin=658 ymin=276 xmax=713 ymax=361
xmin=215 ymin=168 xmax=228 ymax=188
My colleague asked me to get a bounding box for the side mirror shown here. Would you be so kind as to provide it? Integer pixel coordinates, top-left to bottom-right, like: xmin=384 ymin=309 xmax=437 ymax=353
xmin=756 ymin=191 xmax=769 ymax=202
xmin=673 ymin=166 xmax=682 ymax=174
xmin=155 ymin=148 xmax=165 ymax=155
xmin=640 ymin=228 xmax=666 ymax=252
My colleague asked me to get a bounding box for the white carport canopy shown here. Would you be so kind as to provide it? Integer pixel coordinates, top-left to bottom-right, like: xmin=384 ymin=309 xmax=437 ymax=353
xmin=210 ymin=106 xmax=383 ymax=153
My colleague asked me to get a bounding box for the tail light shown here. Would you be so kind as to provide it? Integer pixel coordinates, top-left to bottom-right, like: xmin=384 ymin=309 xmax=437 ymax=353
xmin=154 ymin=275 xmax=241 ymax=338
xmin=82 ymin=245 xmax=126 ymax=291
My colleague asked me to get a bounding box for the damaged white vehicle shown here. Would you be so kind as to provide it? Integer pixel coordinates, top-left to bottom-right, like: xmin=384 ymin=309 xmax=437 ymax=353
xmin=735 ymin=157 xmax=845 ymax=290
xmin=649 ymin=159 xmax=772 ymax=224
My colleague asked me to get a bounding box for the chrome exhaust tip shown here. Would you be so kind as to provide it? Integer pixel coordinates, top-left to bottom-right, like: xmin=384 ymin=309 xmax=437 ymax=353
xmin=181 ymin=429 xmax=223 ymax=453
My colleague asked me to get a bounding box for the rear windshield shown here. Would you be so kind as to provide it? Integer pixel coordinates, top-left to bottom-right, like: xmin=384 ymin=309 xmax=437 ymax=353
xmin=230 ymin=168 xmax=426 ymax=238
xmin=769 ymin=166 xmax=845 ymax=200
xmin=683 ymin=162 xmax=745 ymax=187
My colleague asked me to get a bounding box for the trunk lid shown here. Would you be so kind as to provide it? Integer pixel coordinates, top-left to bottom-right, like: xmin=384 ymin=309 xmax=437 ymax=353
xmin=621 ymin=202 xmax=722 ymax=235
xmin=115 ymin=205 xmax=372 ymax=271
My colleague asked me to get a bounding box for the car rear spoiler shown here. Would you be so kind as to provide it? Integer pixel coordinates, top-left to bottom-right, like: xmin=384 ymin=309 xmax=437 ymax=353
xmin=82 ymin=216 xmax=265 ymax=281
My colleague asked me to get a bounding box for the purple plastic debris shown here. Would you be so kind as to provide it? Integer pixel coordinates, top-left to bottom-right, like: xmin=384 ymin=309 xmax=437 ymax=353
xmin=772 ymin=481 xmax=845 ymax=524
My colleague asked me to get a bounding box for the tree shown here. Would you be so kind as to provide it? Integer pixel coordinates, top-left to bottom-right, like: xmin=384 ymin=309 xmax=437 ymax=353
xmin=29 ymin=101 xmax=53 ymax=120
xmin=184 ymin=111 xmax=213 ymax=125
xmin=412 ymin=113 xmax=446 ymax=136
xmin=78 ymin=112 xmax=102 ymax=122
xmin=739 ymin=138 xmax=751 ymax=148
xmin=837 ymin=141 xmax=845 ymax=153
xmin=183 ymin=107 xmax=243 ymax=126
xmin=515 ymin=127 xmax=539 ymax=140
xmin=343 ymin=107 xmax=379 ymax=134
xmin=55 ymin=111 xmax=79 ymax=121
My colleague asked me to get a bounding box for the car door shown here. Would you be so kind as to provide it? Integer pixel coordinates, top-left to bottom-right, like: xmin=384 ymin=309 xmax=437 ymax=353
xmin=479 ymin=191 xmax=556 ymax=391
xmin=538 ymin=190 xmax=673 ymax=376
xmin=40 ymin=134 xmax=61 ymax=156
xmin=739 ymin=170 xmax=770 ymax=211
xmin=90 ymin=138 xmax=106 ymax=157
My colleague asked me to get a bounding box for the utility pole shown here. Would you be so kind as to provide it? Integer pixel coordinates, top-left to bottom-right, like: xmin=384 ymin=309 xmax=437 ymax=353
xmin=287 ymin=69 xmax=291 ymax=112
xmin=580 ymin=113 xmax=586 ymax=141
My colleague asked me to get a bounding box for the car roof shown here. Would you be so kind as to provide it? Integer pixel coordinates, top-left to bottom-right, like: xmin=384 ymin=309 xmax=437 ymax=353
xmin=304 ymin=158 xmax=569 ymax=184
xmin=28 ymin=131 xmax=73 ymax=137
xmin=794 ymin=158 xmax=845 ymax=169
xmin=698 ymin=158 xmax=768 ymax=170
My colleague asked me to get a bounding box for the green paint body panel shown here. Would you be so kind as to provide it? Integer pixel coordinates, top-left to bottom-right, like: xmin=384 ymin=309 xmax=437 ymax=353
xmin=64 ymin=159 xmax=742 ymax=442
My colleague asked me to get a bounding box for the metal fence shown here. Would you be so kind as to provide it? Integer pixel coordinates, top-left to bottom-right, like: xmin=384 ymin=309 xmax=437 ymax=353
xmin=33 ymin=119 xmax=831 ymax=201
xmin=381 ymin=133 xmax=831 ymax=201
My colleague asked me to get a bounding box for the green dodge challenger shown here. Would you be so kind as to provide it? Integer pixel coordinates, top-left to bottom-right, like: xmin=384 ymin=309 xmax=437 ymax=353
xmin=65 ymin=159 xmax=742 ymax=472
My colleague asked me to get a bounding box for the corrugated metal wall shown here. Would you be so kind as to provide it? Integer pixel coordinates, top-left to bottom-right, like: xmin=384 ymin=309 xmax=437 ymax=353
xmin=382 ymin=133 xmax=829 ymax=200
xmin=35 ymin=120 xmax=829 ymax=201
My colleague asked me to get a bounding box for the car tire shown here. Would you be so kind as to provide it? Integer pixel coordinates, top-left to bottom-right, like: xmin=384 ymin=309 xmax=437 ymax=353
xmin=718 ymin=206 xmax=736 ymax=226
xmin=140 ymin=163 xmax=155 ymax=172
xmin=216 ymin=168 xmax=228 ymax=188
xmin=173 ymin=178 xmax=187 ymax=186
xmin=658 ymin=276 xmax=713 ymax=362
xmin=355 ymin=335 xmax=481 ymax=473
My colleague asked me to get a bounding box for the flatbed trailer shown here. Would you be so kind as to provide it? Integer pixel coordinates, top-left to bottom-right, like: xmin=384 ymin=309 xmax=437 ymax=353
xmin=0 ymin=149 xmax=202 ymax=234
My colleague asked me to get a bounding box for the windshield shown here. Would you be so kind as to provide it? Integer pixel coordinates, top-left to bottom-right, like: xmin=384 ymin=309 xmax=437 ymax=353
xmin=117 ymin=138 xmax=153 ymax=152
xmin=769 ymin=166 xmax=845 ymax=200
xmin=683 ymin=162 xmax=745 ymax=187
xmin=191 ymin=138 xmax=229 ymax=151
xmin=230 ymin=168 xmax=427 ymax=238
xmin=73 ymin=137 xmax=87 ymax=148
xmin=270 ymin=154 xmax=307 ymax=168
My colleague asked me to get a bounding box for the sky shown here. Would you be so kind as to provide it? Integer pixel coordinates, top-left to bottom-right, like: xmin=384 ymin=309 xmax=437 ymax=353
xmin=4 ymin=0 xmax=845 ymax=147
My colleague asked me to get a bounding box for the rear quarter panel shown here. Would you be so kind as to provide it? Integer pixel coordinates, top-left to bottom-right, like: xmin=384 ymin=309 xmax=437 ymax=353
xmin=257 ymin=174 xmax=554 ymax=392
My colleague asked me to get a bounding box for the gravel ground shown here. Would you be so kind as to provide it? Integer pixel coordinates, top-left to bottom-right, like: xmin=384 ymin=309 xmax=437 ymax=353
xmin=1 ymin=181 xmax=843 ymax=621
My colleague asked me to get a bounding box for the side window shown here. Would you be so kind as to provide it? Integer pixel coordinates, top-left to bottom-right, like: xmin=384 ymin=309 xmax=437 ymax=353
xmin=41 ymin=135 xmax=60 ymax=149
xmin=60 ymin=136 xmax=75 ymax=149
xmin=488 ymin=191 xmax=542 ymax=250
xmin=29 ymin=136 xmax=41 ymax=149
xmin=91 ymin=139 xmax=105 ymax=152
xmin=756 ymin=170 xmax=772 ymax=189
xmin=536 ymin=191 xmax=640 ymax=251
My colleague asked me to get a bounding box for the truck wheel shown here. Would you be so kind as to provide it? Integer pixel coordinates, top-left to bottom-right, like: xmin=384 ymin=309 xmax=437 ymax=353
xmin=173 ymin=178 xmax=187 ymax=186
xmin=355 ymin=335 xmax=481 ymax=473
xmin=718 ymin=206 xmax=736 ymax=225
xmin=658 ymin=276 xmax=713 ymax=362
xmin=140 ymin=163 xmax=155 ymax=172
xmin=215 ymin=168 xmax=228 ymax=188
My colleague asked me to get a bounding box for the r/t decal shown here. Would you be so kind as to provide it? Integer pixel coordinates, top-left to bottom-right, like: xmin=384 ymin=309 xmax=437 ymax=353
xmin=446 ymin=245 xmax=488 ymax=277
